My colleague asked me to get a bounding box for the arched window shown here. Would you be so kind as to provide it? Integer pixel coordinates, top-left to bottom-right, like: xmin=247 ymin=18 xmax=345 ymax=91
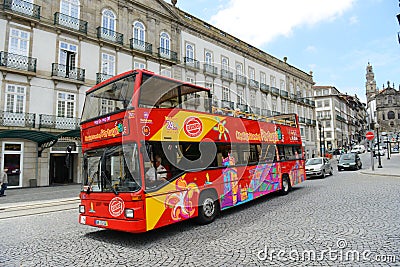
xmin=222 ymin=57 xmax=228 ymax=70
xmin=160 ymin=32 xmax=170 ymax=55
xmin=205 ymin=51 xmax=212 ymax=65
xmin=185 ymin=44 xmax=194 ymax=62
xmin=102 ymin=9 xmax=116 ymax=31
xmin=133 ymin=21 xmax=145 ymax=50
xmin=388 ymin=111 xmax=395 ymax=120
xmin=60 ymin=0 xmax=80 ymax=18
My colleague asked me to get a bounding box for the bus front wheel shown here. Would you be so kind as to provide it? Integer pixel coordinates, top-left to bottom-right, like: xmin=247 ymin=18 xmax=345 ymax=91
xmin=195 ymin=190 xmax=219 ymax=225
xmin=280 ymin=175 xmax=291 ymax=195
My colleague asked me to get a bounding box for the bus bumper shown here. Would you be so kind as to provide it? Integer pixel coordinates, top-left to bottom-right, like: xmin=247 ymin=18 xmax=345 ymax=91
xmin=79 ymin=214 xmax=147 ymax=233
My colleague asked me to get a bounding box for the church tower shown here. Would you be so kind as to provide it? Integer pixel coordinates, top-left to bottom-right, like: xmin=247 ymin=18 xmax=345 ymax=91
xmin=365 ymin=62 xmax=377 ymax=103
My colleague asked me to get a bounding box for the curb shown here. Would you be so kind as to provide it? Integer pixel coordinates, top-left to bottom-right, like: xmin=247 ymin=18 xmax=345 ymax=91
xmin=359 ymin=171 xmax=400 ymax=178
xmin=0 ymin=197 xmax=80 ymax=210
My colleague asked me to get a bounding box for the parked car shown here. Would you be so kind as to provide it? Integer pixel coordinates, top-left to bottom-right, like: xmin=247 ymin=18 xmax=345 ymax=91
xmin=337 ymin=153 xmax=362 ymax=171
xmin=305 ymin=157 xmax=333 ymax=178
xmin=350 ymin=145 xmax=366 ymax=154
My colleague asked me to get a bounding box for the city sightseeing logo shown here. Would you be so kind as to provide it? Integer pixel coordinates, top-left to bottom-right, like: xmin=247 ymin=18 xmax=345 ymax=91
xmin=183 ymin=116 xmax=203 ymax=138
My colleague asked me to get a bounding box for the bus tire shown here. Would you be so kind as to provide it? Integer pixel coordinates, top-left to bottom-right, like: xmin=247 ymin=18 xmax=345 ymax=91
xmin=280 ymin=175 xmax=291 ymax=195
xmin=195 ymin=190 xmax=219 ymax=225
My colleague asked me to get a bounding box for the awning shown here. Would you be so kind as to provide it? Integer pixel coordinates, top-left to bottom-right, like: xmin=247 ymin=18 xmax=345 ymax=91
xmin=0 ymin=130 xmax=58 ymax=148
xmin=57 ymin=129 xmax=80 ymax=138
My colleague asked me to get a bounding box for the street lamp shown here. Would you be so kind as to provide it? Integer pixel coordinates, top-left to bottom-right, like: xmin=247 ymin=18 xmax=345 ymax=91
xmin=375 ymin=123 xmax=382 ymax=168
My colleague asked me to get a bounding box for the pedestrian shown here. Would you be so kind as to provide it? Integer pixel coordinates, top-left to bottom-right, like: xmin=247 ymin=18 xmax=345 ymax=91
xmin=0 ymin=167 xmax=8 ymax=197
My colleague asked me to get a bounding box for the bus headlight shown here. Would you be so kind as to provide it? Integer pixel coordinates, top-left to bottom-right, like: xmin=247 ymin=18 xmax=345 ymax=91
xmin=79 ymin=205 xmax=85 ymax=213
xmin=125 ymin=209 xmax=134 ymax=218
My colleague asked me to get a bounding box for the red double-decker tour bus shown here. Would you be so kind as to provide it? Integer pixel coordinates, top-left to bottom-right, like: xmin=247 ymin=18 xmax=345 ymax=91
xmin=78 ymin=69 xmax=306 ymax=233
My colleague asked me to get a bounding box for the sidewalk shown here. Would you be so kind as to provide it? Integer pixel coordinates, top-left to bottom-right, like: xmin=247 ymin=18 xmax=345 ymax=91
xmin=360 ymin=152 xmax=400 ymax=178
xmin=0 ymin=184 xmax=81 ymax=208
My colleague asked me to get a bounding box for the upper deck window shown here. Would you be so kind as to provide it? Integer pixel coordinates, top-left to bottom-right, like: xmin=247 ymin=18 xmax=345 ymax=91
xmin=81 ymin=75 xmax=135 ymax=122
xmin=139 ymin=74 xmax=211 ymax=112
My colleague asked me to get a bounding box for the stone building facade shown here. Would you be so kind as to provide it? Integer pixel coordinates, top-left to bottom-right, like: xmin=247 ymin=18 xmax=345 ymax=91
xmin=0 ymin=0 xmax=316 ymax=188
xmin=375 ymin=82 xmax=400 ymax=133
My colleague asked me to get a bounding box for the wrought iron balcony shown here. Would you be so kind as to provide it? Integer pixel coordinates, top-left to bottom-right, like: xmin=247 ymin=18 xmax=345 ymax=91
xmin=221 ymin=100 xmax=234 ymax=110
xmin=0 ymin=51 xmax=37 ymax=72
xmin=312 ymin=120 xmax=316 ymax=126
xmin=184 ymin=57 xmax=200 ymax=70
xmin=203 ymin=64 xmax=218 ymax=76
xmin=54 ymin=12 xmax=87 ymax=34
xmin=221 ymin=69 xmax=233 ymax=81
xmin=183 ymin=94 xmax=201 ymax=106
xmin=271 ymin=87 xmax=280 ymax=96
xmin=310 ymin=100 xmax=316 ymax=107
xmin=250 ymin=107 xmax=260 ymax=115
xmin=272 ymin=111 xmax=281 ymax=116
xmin=306 ymin=118 xmax=312 ymax=125
xmin=280 ymin=90 xmax=289 ymax=98
xmin=249 ymin=79 xmax=259 ymax=88
xmin=157 ymin=48 xmax=177 ymax=62
xmin=52 ymin=63 xmax=85 ymax=82
xmin=130 ymin=38 xmax=152 ymax=54
xmin=236 ymin=74 xmax=247 ymax=85
xmin=260 ymin=83 xmax=270 ymax=94
xmin=236 ymin=103 xmax=248 ymax=112
xmin=39 ymin=114 xmax=80 ymax=130
xmin=297 ymin=97 xmax=305 ymax=104
xmin=0 ymin=111 xmax=35 ymax=127
xmin=299 ymin=117 xmax=306 ymax=123
xmin=3 ymin=0 xmax=41 ymax=20
xmin=97 ymin=27 xmax=123 ymax=45
xmin=290 ymin=93 xmax=296 ymax=99
xmin=304 ymin=98 xmax=311 ymax=105
xmin=96 ymin=73 xmax=113 ymax=84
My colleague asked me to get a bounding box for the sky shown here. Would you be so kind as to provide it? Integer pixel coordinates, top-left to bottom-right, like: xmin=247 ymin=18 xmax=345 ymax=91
xmin=173 ymin=0 xmax=400 ymax=103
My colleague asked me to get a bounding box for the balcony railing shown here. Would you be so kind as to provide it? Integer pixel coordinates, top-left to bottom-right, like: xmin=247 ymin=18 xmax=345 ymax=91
xmin=290 ymin=93 xmax=296 ymax=99
xmin=183 ymin=94 xmax=201 ymax=106
xmin=96 ymin=73 xmax=113 ymax=84
xmin=310 ymin=100 xmax=316 ymax=107
xmin=251 ymin=107 xmax=260 ymax=115
xmin=39 ymin=114 xmax=80 ymax=130
xmin=312 ymin=120 xmax=316 ymax=126
xmin=236 ymin=103 xmax=248 ymax=112
xmin=0 ymin=111 xmax=35 ymax=127
xmin=260 ymin=83 xmax=270 ymax=94
xmin=297 ymin=97 xmax=305 ymax=104
xmin=306 ymin=118 xmax=312 ymax=125
xmin=271 ymin=87 xmax=280 ymax=96
xmin=129 ymin=38 xmax=152 ymax=54
xmin=249 ymin=79 xmax=259 ymax=88
xmin=304 ymin=98 xmax=311 ymax=105
xmin=4 ymin=0 xmax=41 ymax=20
xmin=236 ymin=74 xmax=247 ymax=85
xmin=272 ymin=111 xmax=281 ymax=116
xmin=221 ymin=100 xmax=234 ymax=110
xmin=0 ymin=51 xmax=37 ymax=72
xmin=97 ymin=27 xmax=123 ymax=45
xmin=157 ymin=48 xmax=177 ymax=62
xmin=221 ymin=69 xmax=233 ymax=81
xmin=52 ymin=63 xmax=85 ymax=82
xmin=184 ymin=57 xmax=200 ymax=70
xmin=280 ymin=90 xmax=289 ymax=98
xmin=299 ymin=117 xmax=306 ymax=123
xmin=203 ymin=64 xmax=218 ymax=76
xmin=54 ymin=12 xmax=87 ymax=34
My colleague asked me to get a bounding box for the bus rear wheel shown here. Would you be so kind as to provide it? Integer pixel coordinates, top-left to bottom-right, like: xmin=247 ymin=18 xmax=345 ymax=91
xmin=195 ymin=191 xmax=219 ymax=225
xmin=280 ymin=175 xmax=291 ymax=195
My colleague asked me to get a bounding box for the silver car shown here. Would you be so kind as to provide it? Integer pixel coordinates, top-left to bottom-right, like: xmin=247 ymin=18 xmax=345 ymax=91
xmin=305 ymin=157 xmax=333 ymax=178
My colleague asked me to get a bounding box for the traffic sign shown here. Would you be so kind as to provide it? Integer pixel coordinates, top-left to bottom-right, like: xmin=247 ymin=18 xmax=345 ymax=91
xmin=366 ymin=131 xmax=375 ymax=141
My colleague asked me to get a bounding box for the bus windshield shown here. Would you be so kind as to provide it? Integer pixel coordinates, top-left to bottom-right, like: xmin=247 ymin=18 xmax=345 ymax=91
xmin=81 ymin=75 xmax=135 ymax=122
xmin=83 ymin=143 xmax=141 ymax=193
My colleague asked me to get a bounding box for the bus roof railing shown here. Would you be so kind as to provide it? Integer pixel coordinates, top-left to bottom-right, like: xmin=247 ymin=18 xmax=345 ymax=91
xmin=212 ymin=106 xmax=297 ymax=127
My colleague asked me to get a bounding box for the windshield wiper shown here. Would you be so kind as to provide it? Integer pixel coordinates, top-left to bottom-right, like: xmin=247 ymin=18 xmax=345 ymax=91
xmin=101 ymin=170 xmax=118 ymax=195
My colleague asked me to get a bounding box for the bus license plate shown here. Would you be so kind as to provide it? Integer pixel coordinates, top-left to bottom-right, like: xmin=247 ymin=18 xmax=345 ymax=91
xmin=95 ymin=220 xmax=108 ymax=226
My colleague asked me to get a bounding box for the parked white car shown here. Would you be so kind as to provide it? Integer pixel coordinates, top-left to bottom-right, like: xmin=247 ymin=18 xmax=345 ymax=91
xmin=350 ymin=145 xmax=366 ymax=154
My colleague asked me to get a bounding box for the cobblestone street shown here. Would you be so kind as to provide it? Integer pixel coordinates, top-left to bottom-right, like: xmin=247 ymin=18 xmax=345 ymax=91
xmin=0 ymin=154 xmax=399 ymax=266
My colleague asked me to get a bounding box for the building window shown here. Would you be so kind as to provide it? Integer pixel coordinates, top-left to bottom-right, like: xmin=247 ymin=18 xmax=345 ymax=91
xmin=272 ymin=96 xmax=277 ymax=112
xmin=317 ymin=101 xmax=322 ymax=108
xmin=324 ymin=100 xmax=330 ymax=107
xmin=101 ymin=99 xmax=114 ymax=115
xmin=323 ymin=89 xmax=329 ymax=95
xmin=101 ymin=53 xmax=115 ymax=75
xmin=280 ymin=79 xmax=285 ymax=90
xmin=102 ymin=9 xmax=116 ymax=31
xmin=134 ymin=61 xmax=146 ymax=70
xmin=59 ymin=42 xmax=77 ymax=71
xmin=382 ymin=113 xmax=385 ymax=120
xmin=237 ymin=88 xmax=244 ymax=104
xmin=326 ymin=132 xmax=332 ymax=138
xmin=236 ymin=63 xmax=243 ymax=75
xmin=160 ymin=68 xmax=171 ymax=77
xmin=388 ymin=111 xmax=395 ymax=119
xmin=9 ymin=28 xmax=29 ymax=56
xmin=160 ymin=32 xmax=170 ymax=55
xmin=222 ymin=86 xmax=230 ymax=101
xmin=5 ymin=84 xmax=25 ymax=113
xmin=325 ymin=120 xmax=331 ymax=128
xmin=260 ymin=72 xmax=266 ymax=85
xmin=205 ymin=51 xmax=212 ymax=65
xmin=57 ymin=92 xmax=75 ymax=118
xmin=248 ymin=67 xmax=255 ymax=80
xmin=60 ymin=0 xmax=80 ymax=18
xmin=133 ymin=21 xmax=145 ymax=42
xmin=185 ymin=43 xmax=194 ymax=61
xmin=281 ymin=99 xmax=286 ymax=113
xmin=262 ymin=94 xmax=267 ymax=109
xmin=250 ymin=90 xmax=256 ymax=107
xmin=270 ymin=75 xmax=276 ymax=87
xmin=221 ymin=57 xmax=228 ymax=70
